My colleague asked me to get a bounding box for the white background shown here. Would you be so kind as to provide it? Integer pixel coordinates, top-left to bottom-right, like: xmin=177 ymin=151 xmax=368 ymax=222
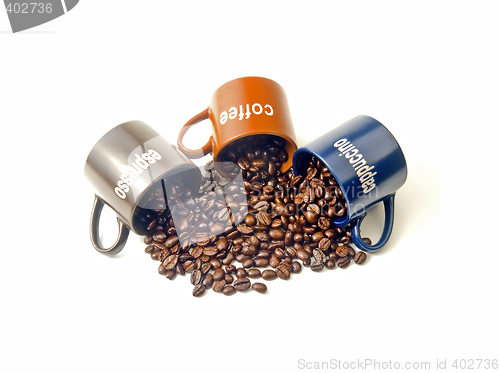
xmin=0 ymin=1 xmax=498 ymax=372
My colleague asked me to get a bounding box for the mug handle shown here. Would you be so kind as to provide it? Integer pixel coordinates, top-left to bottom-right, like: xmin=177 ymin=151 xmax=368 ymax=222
xmin=351 ymin=194 xmax=395 ymax=253
xmin=177 ymin=108 xmax=214 ymax=158
xmin=90 ymin=195 xmax=130 ymax=256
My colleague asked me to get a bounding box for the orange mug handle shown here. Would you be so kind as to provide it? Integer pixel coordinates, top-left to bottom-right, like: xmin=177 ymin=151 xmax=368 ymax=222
xmin=177 ymin=108 xmax=214 ymax=159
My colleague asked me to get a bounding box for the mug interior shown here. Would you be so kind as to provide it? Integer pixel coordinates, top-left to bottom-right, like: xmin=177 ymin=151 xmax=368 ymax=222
xmin=132 ymin=164 xmax=202 ymax=236
xmin=214 ymin=133 xmax=297 ymax=175
xmin=292 ymin=148 xmax=351 ymax=227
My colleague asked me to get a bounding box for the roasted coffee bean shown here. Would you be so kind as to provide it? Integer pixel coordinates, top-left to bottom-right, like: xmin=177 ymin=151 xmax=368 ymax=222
xmin=248 ymin=268 xmax=261 ymax=278
xmin=337 ymin=256 xmax=351 ymax=268
xmin=192 ymin=284 xmax=206 ymax=297
xmin=318 ymin=217 xmax=330 ymax=230
xmin=354 ymin=251 xmax=367 ymax=265
xmin=244 ymin=214 xmax=256 ymax=226
xmin=348 ymin=246 xmax=356 ymax=258
xmin=262 ymin=269 xmax=277 ymax=280
xmin=242 ymin=258 xmax=255 ymax=268
xmin=257 ymin=211 xmax=272 ymax=226
xmin=163 ymin=254 xmax=178 ymax=270
xmin=234 ymin=277 xmax=251 ymax=291
xmin=158 ymin=264 xmax=167 ymax=276
xmin=312 ymin=248 xmax=327 ymax=264
xmin=237 ymin=224 xmax=254 ymax=234
xmin=213 ymin=268 xmax=225 ymax=281
xmin=144 ymin=236 xmax=153 ymax=245
xmin=296 ymin=248 xmax=310 ymax=261
xmin=203 ymin=273 xmax=214 ymax=289
xmin=165 ymin=270 xmax=176 ymax=280
xmin=310 ymin=258 xmax=324 ymax=272
xmin=335 ymin=245 xmax=349 ymax=258
xmin=318 ymin=237 xmax=331 ymax=251
xmin=222 ymin=285 xmax=236 ymax=296
xmin=254 ymin=258 xmax=269 ymax=267
xmin=252 ymin=282 xmax=267 ymax=293
xmin=224 ymin=273 xmax=234 ymax=284
xmin=291 ymin=261 xmax=302 ymax=273
xmin=212 ymin=279 xmax=227 ymax=293
xmin=325 ymin=259 xmax=336 ymax=269
xmin=235 ymin=268 xmax=247 ymax=278
xmin=362 ymin=237 xmax=372 ymax=245
xmin=275 ymin=264 xmax=291 ymax=280
xmin=190 ymin=269 xmax=203 ymax=285
xmin=225 ymin=264 xmax=236 ymax=274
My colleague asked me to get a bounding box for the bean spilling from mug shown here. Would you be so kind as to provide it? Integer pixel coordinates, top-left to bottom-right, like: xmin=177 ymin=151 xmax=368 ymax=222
xmin=139 ymin=135 xmax=370 ymax=297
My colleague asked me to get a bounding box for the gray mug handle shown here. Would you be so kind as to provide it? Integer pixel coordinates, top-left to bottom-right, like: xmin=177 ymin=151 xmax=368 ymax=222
xmin=90 ymin=195 xmax=130 ymax=256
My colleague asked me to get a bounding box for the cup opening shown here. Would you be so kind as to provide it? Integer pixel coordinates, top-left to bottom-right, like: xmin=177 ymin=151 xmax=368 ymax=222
xmin=132 ymin=164 xmax=202 ymax=236
xmin=292 ymin=149 xmax=351 ymax=227
xmin=215 ymin=133 xmax=297 ymax=176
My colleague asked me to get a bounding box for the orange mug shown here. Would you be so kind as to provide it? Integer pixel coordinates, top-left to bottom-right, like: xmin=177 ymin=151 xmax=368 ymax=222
xmin=177 ymin=77 xmax=298 ymax=172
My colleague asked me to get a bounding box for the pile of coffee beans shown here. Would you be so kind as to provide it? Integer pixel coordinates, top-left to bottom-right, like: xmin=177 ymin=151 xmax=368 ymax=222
xmin=139 ymin=135 xmax=369 ymax=297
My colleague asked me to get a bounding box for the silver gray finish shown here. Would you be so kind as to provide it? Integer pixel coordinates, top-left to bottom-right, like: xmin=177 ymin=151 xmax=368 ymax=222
xmin=84 ymin=120 xmax=202 ymax=255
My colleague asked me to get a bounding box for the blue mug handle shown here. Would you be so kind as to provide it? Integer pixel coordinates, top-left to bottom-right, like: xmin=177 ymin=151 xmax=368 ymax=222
xmin=351 ymin=194 xmax=395 ymax=253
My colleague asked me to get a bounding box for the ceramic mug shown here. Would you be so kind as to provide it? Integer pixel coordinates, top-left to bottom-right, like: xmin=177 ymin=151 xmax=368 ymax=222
xmin=84 ymin=120 xmax=201 ymax=256
xmin=177 ymin=76 xmax=298 ymax=172
xmin=292 ymin=115 xmax=407 ymax=252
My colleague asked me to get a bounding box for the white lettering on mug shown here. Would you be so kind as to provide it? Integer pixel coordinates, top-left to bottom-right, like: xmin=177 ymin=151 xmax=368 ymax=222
xmin=333 ymin=139 xmax=377 ymax=194
xmin=219 ymin=103 xmax=273 ymax=125
xmin=114 ymin=148 xmax=163 ymax=199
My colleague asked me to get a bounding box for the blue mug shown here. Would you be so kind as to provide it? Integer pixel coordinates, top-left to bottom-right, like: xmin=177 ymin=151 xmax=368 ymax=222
xmin=292 ymin=115 xmax=407 ymax=252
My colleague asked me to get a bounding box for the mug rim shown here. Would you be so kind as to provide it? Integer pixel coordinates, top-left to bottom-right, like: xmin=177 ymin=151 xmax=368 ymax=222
xmin=292 ymin=147 xmax=351 ymax=227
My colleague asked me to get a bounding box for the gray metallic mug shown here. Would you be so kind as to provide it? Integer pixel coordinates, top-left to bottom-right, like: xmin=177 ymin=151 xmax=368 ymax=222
xmin=84 ymin=120 xmax=202 ymax=256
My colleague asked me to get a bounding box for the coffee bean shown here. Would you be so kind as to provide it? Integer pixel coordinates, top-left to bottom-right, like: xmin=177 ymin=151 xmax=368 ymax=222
xmin=203 ymin=246 xmax=218 ymax=256
xmin=296 ymin=248 xmax=310 ymax=261
xmin=335 ymin=245 xmax=349 ymax=258
xmin=234 ymin=277 xmax=251 ymax=291
xmin=235 ymin=268 xmax=247 ymax=278
xmin=354 ymin=251 xmax=367 ymax=265
xmin=192 ymin=284 xmax=206 ymax=297
xmin=237 ymin=225 xmax=254 ymax=234
xmin=242 ymin=258 xmax=255 ymax=268
xmin=318 ymin=217 xmax=330 ymax=230
xmin=318 ymin=237 xmax=331 ymax=251
xmin=203 ymin=273 xmax=214 ymax=288
xmin=252 ymin=282 xmax=267 ymax=294
xmin=190 ymin=269 xmax=203 ymax=285
xmin=222 ymin=285 xmax=236 ymax=296
xmin=212 ymin=279 xmax=227 ymax=293
xmin=325 ymin=259 xmax=335 ymax=269
xmin=248 ymin=268 xmax=261 ymax=278
xmin=312 ymin=248 xmax=327 ymax=264
xmin=337 ymin=256 xmax=351 ymax=268
xmin=262 ymin=269 xmax=277 ymax=280
xmin=162 ymin=254 xmax=178 ymax=270
xmin=269 ymin=229 xmax=285 ymax=240
xmin=165 ymin=270 xmax=176 ymax=280
xmin=275 ymin=264 xmax=290 ymax=280
xmin=213 ymin=268 xmax=225 ymax=281
xmin=254 ymin=258 xmax=269 ymax=267
xmin=362 ymin=237 xmax=372 ymax=246
xmin=310 ymin=258 xmax=324 ymax=272
xmin=256 ymin=211 xmax=272 ymax=226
